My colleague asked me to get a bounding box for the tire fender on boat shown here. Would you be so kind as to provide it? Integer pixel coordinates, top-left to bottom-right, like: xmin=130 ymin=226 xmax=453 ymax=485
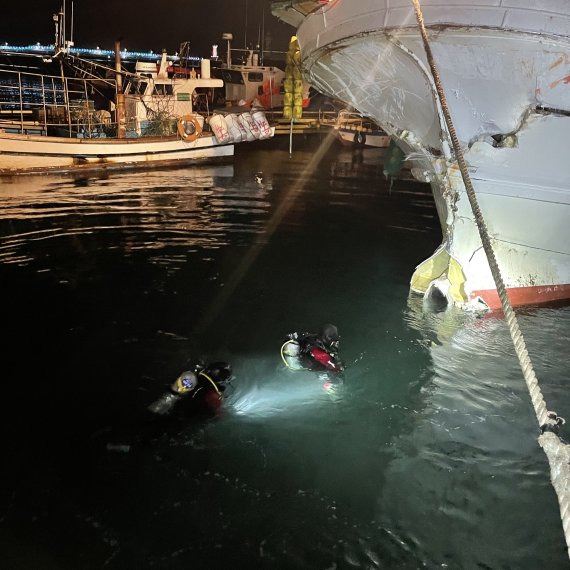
xmin=354 ymin=130 xmax=366 ymax=146
xmin=177 ymin=115 xmax=203 ymax=142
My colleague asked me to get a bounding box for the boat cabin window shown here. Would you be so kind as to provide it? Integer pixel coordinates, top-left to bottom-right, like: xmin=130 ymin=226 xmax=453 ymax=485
xmin=126 ymin=80 xmax=148 ymax=96
xmin=247 ymin=72 xmax=264 ymax=83
xmin=153 ymin=84 xmax=173 ymax=96
xmin=220 ymin=69 xmax=244 ymax=85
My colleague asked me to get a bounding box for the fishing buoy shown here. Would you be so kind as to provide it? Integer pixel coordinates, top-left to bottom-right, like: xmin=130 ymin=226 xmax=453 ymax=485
xmin=251 ymin=110 xmax=272 ymax=140
xmin=283 ymin=36 xmax=303 ymax=121
xmin=209 ymin=114 xmax=232 ymax=143
xmin=224 ymin=114 xmax=247 ymax=142
xmin=240 ymin=112 xmax=261 ymax=140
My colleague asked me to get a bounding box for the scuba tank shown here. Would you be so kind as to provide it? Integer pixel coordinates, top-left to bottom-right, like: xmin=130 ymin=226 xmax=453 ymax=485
xmin=308 ymin=346 xmax=343 ymax=372
xmin=147 ymin=369 xmax=199 ymax=415
xmin=280 ymin=338 xmax=305 ymax=371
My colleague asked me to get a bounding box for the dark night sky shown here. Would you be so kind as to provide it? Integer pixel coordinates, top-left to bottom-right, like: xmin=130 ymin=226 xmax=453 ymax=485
xmin=0 ymin=0 xmax=294 ymax=57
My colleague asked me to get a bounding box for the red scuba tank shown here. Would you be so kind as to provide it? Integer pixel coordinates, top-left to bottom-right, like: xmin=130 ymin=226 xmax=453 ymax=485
xmin=309 ymin=347 xmax=340 ymax=372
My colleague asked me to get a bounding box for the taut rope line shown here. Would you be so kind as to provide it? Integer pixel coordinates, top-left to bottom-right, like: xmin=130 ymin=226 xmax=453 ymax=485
xmin=411 ymin=0 xmax=570 ymax=558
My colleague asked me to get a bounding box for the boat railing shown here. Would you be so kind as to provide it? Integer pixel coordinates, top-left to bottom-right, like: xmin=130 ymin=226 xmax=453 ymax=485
xmin=0 ymin=66 xmax=118 ymax=138
xmin=263 ymin=107 xmax=339 ymax=126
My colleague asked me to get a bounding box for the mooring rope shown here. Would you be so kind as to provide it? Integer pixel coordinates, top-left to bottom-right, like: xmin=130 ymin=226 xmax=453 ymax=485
xmin=411 ymin=0 xmax=570 ymax=558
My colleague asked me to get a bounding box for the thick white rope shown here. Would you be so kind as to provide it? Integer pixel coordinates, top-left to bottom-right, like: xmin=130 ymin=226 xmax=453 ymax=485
xmin=411 ymin=0 xmax=570 ymax=558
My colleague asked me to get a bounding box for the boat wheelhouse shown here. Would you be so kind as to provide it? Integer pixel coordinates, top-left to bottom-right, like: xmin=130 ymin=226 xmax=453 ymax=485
xmin=212 ymin=32 xmax=285 ymax=109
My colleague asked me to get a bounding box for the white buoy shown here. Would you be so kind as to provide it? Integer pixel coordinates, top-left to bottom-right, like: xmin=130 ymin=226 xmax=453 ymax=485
xmin=201 ymin=58 xmax=211 ymax=79
xmin=224 ymin=114 xmax=246 ymax=142
xmin=251 ymin=110 xmax=272 ymax=140
xmin=241 ymin=112 xmax=261 ymax=140
xmin=209 ymin=114 xmax=232 ymax=143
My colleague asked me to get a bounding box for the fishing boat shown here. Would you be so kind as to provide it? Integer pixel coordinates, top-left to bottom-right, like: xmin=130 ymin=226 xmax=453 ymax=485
xmin=334 ymin=109 xmax=390 ymax=148
xmin=0 ymin=12 xmax=274 ymax=175
xmin=272 ymin=0 xmax=570 ymax=310
xmin=212 ymin=32 xmax=287 ymax=109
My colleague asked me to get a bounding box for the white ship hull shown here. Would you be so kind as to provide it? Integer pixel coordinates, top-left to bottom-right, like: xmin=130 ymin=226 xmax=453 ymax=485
xmin=276 ymin=1 xmax=570 ymax=309
xmin=0 ymin=131 xmax=234 ymax=174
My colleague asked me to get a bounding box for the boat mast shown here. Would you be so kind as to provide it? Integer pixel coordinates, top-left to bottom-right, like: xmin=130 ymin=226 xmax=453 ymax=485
xmin=70 ymin=1 xmax=74 ymax=47
xmin=114 ymin=39 xmax=126 ymax=138
xmin=222 ymin=33 xmax=233 ymax=67
xmin=62 ymin=0 xmax=66 ymax=49
xmin=53 ymin=4 xmax=64 ymax=52
xmin=261 ymin=7 xmax=265 ymax=65
xmin=54 ymin=3 xmax=72 ymax=134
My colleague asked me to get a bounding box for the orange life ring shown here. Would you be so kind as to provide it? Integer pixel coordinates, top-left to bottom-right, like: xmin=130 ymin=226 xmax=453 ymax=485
xmin=177 ymin=115 xmax=202 ymax=142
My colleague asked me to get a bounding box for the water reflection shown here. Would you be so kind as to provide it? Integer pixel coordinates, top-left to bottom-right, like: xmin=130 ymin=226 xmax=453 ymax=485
xmin=0 ymin=164 xmax=285 ymax=268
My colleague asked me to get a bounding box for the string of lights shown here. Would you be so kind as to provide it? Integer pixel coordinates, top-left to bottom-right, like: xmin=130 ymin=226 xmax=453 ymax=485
xmin=0 ymin=43 xmax=198 ymax=62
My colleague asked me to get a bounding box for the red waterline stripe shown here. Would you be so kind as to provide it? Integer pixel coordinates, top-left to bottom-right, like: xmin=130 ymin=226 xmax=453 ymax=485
xmin=470 ymin=284 xmax=570 ymax=311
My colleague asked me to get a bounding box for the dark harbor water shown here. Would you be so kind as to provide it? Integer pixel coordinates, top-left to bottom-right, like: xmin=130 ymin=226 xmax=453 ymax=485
xmin=1 ymin=138 xmax=569 ymax=569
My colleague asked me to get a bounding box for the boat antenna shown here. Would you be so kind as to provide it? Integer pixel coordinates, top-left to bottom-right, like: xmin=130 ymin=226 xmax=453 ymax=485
xmin=244 ymin=0 xmax=248 ymax=48
xmin=53 ymin=11 xmax=60 ymax=51
xmin=53 ymin=4 xmax=65 ymax=53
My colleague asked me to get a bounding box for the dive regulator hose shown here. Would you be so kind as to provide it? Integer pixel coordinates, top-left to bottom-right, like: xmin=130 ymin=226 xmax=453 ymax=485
xmin=199 ymin=371 xmax=222 ymax=397
xmin=280 ymin=340 xmax=295 ymax=369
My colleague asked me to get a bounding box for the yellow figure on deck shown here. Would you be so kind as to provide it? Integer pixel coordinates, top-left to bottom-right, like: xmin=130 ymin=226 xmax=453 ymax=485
xmin=284 ymin=36 xmax=303 ymax=120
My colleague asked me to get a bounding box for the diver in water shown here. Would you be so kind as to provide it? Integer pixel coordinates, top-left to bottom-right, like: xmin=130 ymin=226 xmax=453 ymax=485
xmin=147 ymin=360 xmax=234 ymax=417
xmin=281 ymin=324 xmax=344 ymax=374
xmin=102 ymin=361 xmax=233 ymax=452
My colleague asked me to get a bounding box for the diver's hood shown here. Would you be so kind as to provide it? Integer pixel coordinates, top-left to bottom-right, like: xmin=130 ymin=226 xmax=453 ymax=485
xmin=204 ymin=361 xmax=233 ymax=385
xmin=319 ymin=324 xmax=339 ymax=347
